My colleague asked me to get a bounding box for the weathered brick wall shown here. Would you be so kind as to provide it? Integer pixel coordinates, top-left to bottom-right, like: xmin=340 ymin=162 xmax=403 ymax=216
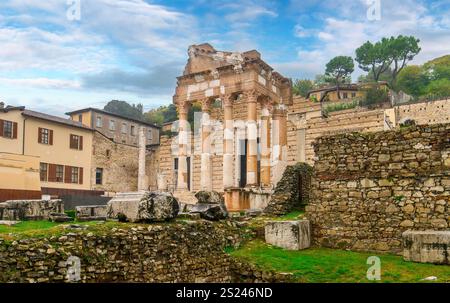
xmin=306 ymin=123 xmax=449 ymax=253
xmin=395 ymin=99 xmax=450 ymax=125
xmin=0 ymin=221 xmax=247 ymax=283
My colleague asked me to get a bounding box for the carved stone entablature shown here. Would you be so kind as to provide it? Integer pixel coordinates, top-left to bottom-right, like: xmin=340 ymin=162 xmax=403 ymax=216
xmin=175 ymin=43 xmax=293 ymax=111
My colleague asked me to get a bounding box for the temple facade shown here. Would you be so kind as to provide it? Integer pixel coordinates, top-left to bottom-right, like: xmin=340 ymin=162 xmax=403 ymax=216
xmin=165 ymin=43 xmax=292 ymax=210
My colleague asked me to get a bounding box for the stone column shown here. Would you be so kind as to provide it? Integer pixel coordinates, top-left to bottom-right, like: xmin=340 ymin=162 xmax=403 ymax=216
xmin=200 ymin=98 xmax=212 ymax=191
xmin=272 ymin=104 xmax=288 ymax=185
xmin=246 ymin=91 xmax=258 ymax=186
xmin=177 ymin=102 xmax=190 ymax=190
xmin=260 ymin=100 xmax=271 ymax=187
xmin=138 ymin=126 xmax=147 ymax=191
xmin=223 ymin=95 xmax=234 ymax=189
xmin=272 ymin=104 xmax=287 ymax=162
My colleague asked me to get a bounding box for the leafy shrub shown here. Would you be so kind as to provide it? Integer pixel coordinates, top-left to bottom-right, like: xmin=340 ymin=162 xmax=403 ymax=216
xmin=65 ymin=210 xmax=76 ymax=219
xmin=361 ymin=87 xmax=389 ymax=107
xmin=323 ymin=100 xmax=359 ymax=115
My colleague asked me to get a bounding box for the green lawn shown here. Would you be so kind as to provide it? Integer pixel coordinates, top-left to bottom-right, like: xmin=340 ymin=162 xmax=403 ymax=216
xmin=0 ymin=220 xmax=122 ymax=240
xmin=0 ymin=221 xmax=60 ymax=234
xmin=230 ymin=240 xmax=450 ymax=283
xmin=277 ymin=211 xmax=305 ymax=220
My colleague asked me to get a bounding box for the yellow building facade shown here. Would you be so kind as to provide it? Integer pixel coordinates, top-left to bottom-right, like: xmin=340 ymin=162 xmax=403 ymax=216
xmin=0 ymin=106 xmax=94 ymax=201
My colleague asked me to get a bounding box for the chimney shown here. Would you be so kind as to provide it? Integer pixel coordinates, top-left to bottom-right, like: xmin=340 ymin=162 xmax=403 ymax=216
xmin=0 ymin=102 xmax=4 ymax=109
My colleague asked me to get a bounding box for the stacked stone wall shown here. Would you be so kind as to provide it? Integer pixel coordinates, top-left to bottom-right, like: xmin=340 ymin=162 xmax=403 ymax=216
xmin=306 ymin=123 xmax=450 ymax=253
xmin=0 ymin=221 xmax=244 ymax=283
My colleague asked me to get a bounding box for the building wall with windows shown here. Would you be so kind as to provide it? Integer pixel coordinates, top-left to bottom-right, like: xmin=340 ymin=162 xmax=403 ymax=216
xmin=0 ymin=107 xmax=94 ymax=201
xmin=0 ymin=110 xmax=23 ymax=154
xmin=67 ymin=108 xmax=160 ymax=146
xmin=23 ymin=117 xmax=93 ymax=191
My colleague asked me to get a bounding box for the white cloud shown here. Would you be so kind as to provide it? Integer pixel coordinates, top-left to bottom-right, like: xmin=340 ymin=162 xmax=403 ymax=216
xmin=0 ymin=77 xmax=81 ymax=89
xmin=288 ymin=0 xmax=450 ymax=79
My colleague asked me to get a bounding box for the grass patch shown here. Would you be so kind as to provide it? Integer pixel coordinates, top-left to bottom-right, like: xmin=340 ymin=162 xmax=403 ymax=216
xmin=230 ymin=240 xmax=450 ymax=283
xmin=323 ymin=100 xmax=359 ymax=115
xmin=277 ymin=211 xmax=305 ymax=220
xmin=0 ymin=220 xmax=132 ymax=241
xmin=0 ymin=221 xmax=60 ymax=234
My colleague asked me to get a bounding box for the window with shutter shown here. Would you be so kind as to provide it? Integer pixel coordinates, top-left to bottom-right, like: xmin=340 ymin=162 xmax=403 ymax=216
xmin=2 ymin=120 xmax=13 ymax=138
xmin=64 ymin=166 xmax=72 ymax=183
xmin=12 ymin=122 xmax=17 ymax=139
xmin=48 ymin=164 xmax=56 ymax=182
xmin=38 ymin=127 xmax=42 ymax=143
xmin=79 ymin=167 xmax=83 ymax=184
xmin=71 ymin=167 xmax=79 ymax=183
xmin=0 ymin=119 xmax=3 ymax=137
xmin=70 ymin=134 xmax=82 ymax=150
xmin=40 ymin=163 xmax=48 ymax=181
xmin=39 ymin=128 xmax=50 ymax=144
xmin=56 ymin=165 xmax=64 ymax=182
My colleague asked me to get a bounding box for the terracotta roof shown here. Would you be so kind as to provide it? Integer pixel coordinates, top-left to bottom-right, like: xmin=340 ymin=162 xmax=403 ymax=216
xmin=22 ymin=109 xmax=93 ymax=131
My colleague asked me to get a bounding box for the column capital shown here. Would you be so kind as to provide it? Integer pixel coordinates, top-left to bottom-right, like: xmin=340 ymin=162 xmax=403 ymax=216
xmin=222 ymin=94 xmax=235 ymax=107
xmin=272 ymin=103 xmax=287 ymax=116
xmin=243 ymin=89 xmax=259 ymax=103
xmin=200 ymin=98 xmax=212 ymax=112
xmin=178 ymin=101 xmax=191 ymax=116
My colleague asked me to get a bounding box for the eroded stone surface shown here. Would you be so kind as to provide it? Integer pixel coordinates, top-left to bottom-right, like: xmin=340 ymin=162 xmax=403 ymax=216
xmin=190 ymin=191 xmax=228 ymax=221
xmin=403 ymin=230 xmax=450 ymax=264
xmin=76 ymin=205 xmax=107 ymax=221
xmin=107 ymin=191 xmax=179 ymax=223
xmin=0 ymin=199 xmax=63 ymax=221
xmin=265 ymin=220 xmax=310 ymax=250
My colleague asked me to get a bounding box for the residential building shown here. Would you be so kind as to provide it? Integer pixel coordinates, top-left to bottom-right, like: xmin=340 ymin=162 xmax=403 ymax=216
xmin=0 ymin=105 xmax=94 ymax=201
xmin=307 ymin=82 xmax=390 ymax=102
xmin=65 ymin=108 xmax=160 ymax=146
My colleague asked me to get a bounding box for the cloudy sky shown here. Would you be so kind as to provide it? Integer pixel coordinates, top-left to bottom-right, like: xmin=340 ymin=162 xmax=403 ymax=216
xmin=0 ymin=0 xmax=449 ymax=116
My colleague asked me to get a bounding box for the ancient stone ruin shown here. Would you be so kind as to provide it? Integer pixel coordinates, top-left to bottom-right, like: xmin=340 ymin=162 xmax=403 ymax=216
xmin=107 ymin=191 xmax=179 ymax=223
xmin=306 ymin=123 xmax=449 ymax=253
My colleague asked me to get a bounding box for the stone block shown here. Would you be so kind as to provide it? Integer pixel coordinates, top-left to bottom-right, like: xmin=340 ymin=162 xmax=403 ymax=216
xmin=265 ymin=220 xmax=310 ymax=250
xmin=107 ymin=191 xmax=179 ymax=223
xmin=0 ymin=199 xmax=63 ymax=221
xmin=403 ymin=231 xmax=450 ymax=264
xmin=76 ymin=205 xmax=107 ymax=221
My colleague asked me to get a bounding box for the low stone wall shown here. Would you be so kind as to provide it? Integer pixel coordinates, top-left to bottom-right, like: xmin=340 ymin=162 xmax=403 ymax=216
xmin=0 ymin=199 xmax=63 ymax=221
xmin=0 ymin=221 xmax=252 ymax=283
xmin=306 ymin=123 xmax=449 ymax=253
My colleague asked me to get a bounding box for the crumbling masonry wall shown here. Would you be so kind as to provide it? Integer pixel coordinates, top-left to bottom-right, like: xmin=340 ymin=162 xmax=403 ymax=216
xmin=306 ymin=123 xmax=449 ymax=253
xmin=0 ymin=221 xmax=243 ymax=283
xmin=0 ymin=221 xmax=290 ymax=283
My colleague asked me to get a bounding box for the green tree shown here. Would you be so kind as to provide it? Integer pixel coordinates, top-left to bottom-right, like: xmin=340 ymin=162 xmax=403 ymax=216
xmin=144 ymin=104 xmax=178 ymax=126
xmin=355 ymin=40 xmax=391 ymax=82
xmin=293 ymin=79 xmax=315 ymax=97
xmin=423 ymin=55 xmax=450 ymax=80
xmin=104 ymin=100 xmax=144 ymax=120
xmin=386 ymin=35 xmax=421 ymax=86
xmin=425 ymin=78 xmax=450 ymax=97
xmin=397 ymin=65 xmax=428 ymax=97
xmin=325 ymin=56 xmax=354 ymax=99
